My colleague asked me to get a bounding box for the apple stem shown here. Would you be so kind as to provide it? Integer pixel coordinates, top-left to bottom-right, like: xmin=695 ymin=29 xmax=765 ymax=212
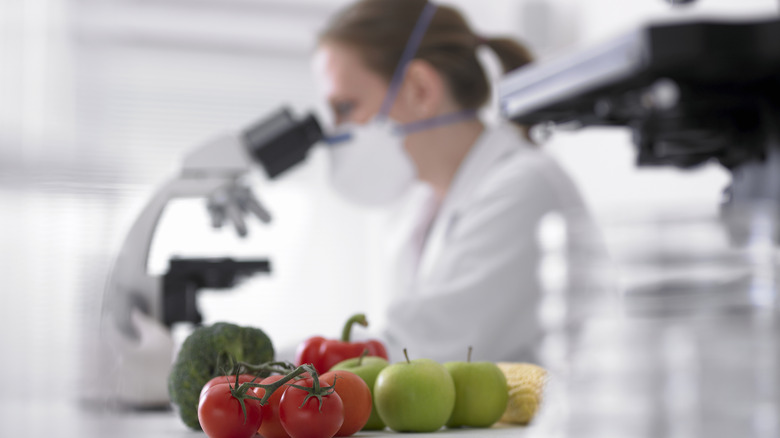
xmin=341 ymin=313 xmax=369 ymax=342
xmin=468 ymin=346 xmax=473 ymax=363
xmin=403 ymin=348 xmax=411 ymax=364
xmin=358 ymin=348 xmax=369 ymax=366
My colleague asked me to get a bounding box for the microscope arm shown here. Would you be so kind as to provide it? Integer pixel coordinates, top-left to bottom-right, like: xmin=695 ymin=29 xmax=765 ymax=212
xmin=106 ymin=131 xmax=254 ymax=331
xmin=106 ymin=174 xmax=245 ymax=336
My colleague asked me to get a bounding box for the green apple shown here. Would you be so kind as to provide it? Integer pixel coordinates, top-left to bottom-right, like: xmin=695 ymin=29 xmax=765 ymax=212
xmin=374 ymin=349 xmax=456 ymax=432
xmin=444 ymin=347 xmax=508 ymax=428
xmin=330 ymin=354 xmax=390 ymax=430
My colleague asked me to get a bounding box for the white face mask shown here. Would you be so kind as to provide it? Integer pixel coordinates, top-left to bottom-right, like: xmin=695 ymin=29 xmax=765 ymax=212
xmin=326 ymin=121 xmax=416 ymax=206
xmin=323 ymin=2 xmax=470 ymax=207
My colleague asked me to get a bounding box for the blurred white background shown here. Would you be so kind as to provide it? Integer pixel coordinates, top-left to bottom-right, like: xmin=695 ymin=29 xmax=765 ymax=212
xmin=0 ymin=0 xmax=777 ymax=421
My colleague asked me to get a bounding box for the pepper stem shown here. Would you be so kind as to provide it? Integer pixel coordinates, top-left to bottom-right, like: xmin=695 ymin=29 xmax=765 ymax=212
xmin=358 ymin=349 xmax=369 ymax=366
xmin=403 ymin=348 xmax=411 ymax=364
xmin=341 ymin=313 xmax=369 ymax=342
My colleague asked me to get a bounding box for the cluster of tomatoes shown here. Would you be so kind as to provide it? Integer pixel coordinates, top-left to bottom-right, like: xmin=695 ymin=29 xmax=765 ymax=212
xmin=197 ymin=366 xmax=372 ymax=438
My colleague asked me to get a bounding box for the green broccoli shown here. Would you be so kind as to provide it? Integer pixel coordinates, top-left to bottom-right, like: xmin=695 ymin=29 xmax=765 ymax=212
xmin=168 ymin=322 xmax=275 ymax=430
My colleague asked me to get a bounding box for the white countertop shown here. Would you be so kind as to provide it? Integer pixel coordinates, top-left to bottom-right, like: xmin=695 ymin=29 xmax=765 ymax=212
xmin=0 ymin=399 xmax=546 ymax=438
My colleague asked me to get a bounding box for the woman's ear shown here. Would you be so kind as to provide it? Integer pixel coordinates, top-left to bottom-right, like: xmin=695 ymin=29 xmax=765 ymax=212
xmin=392 ymin=59 xmax=445 ymax=122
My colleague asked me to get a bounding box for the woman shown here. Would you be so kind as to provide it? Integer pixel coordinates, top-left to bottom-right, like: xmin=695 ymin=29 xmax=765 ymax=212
xmin=315 ymin=0 xmax=593 ymax=363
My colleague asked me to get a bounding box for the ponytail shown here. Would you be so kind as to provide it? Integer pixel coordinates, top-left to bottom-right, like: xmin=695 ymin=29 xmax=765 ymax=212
xmin=481 ymin=36 xmax=535 ymax=141
xmin=482 ymin=37 xmax=534 ymax=74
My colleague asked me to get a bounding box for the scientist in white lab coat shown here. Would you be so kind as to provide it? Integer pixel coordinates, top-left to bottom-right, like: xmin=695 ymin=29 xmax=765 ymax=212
xmin=314 ymin=0 xmax=594 ymax=363
xmin=102 ymin=0 xmax=597 ymax=407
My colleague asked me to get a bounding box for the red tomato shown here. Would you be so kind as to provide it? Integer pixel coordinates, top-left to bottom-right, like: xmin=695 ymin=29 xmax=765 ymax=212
xmin=198 ymin=382 xmax=264 ymax=438
xmin=320 ymin=371 xmax=372 ymax=436
xmin=253 ymin=374 xmax=290 ymax=438
xmin=279 ymin=377 xmax=344 ymax=438
xmin=201 ymin=374 xmax=259 ymax=400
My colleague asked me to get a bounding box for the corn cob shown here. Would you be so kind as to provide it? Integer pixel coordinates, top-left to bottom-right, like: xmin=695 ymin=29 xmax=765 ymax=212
xmin=496 ymin=362 xmax=548 ymax=425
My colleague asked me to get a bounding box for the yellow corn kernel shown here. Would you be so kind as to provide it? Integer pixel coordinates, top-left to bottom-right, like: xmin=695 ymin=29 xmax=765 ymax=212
xmin=496 ymin=362 xmax=548 ymax=425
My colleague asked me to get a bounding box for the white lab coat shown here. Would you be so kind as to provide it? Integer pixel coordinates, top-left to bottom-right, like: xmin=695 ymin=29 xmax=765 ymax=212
xmin=377 ymin=123 xmax=594 ymax=363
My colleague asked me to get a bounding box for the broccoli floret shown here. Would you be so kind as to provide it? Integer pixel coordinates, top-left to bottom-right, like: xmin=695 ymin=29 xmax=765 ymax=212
xmin=168 ymin=322 xmax=274 ymax=430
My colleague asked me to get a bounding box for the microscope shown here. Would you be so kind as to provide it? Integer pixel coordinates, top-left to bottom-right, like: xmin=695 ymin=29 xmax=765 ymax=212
xmin=498 ymin=16 xmax=780 ymax=243
xmin=497 ymin=14 xmax=780 ymax=435
xmin=102 ymin=108 xmax=323 ymax=406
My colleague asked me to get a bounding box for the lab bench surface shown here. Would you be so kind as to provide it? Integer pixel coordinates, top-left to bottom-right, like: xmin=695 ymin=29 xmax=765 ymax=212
xmin=0 ymin=399 xmax=541 ymax=438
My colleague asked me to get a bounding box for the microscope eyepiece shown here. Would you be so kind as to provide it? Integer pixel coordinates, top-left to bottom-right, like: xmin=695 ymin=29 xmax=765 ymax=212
xmin=243 ymin=108 xmax=324 ymax=179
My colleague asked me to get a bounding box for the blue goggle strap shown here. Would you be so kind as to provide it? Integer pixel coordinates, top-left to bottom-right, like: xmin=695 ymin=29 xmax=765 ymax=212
xmin=376 ymin=2 xmax=439 ymax=120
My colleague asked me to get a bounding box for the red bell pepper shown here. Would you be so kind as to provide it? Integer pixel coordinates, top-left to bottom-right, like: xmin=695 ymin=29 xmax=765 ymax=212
xmin=295 ymin=313 xmax=389 ymax=373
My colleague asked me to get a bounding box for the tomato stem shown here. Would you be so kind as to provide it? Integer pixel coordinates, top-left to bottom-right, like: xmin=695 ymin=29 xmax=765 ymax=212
xmin=243 ymin=364 xmax=314 ymax=406
xmin=228 ymin=368 xmax=257 ymax=425
xmin=283 ymin=367 xmax=337 ymax=413
xmin=236 ymin=360 xmax=297 ymax=377
xmin=341 ymin=313 xmax=368 ymax=342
